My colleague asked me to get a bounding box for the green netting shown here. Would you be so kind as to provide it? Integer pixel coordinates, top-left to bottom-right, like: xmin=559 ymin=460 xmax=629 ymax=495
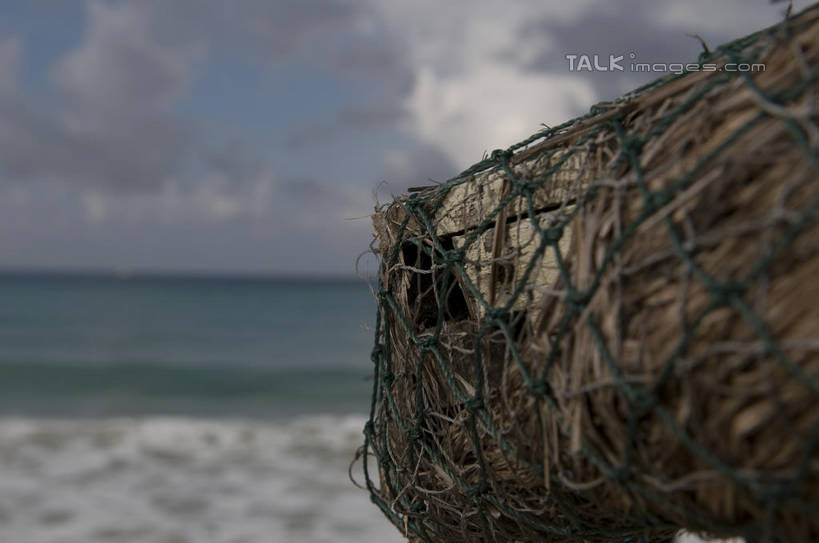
xmin=359 ymin=7 xmax=819 ymax=543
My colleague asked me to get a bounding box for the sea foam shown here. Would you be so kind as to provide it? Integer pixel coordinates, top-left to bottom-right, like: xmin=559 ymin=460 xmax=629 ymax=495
xmin=0 ymin=415 xmax=402 ymax=543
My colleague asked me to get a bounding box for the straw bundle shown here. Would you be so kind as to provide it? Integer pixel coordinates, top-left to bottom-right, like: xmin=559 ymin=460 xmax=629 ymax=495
xmin=362 ymin=6 xmax=819 ymax=543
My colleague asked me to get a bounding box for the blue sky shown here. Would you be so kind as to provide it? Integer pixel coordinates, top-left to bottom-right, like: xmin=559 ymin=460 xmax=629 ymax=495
xmin=0 ymin=0 xmax=796 ymax=276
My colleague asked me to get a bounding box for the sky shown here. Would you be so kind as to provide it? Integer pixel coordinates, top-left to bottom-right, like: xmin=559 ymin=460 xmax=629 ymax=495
xmin=0 ymin=0 xmax=799 ymax=276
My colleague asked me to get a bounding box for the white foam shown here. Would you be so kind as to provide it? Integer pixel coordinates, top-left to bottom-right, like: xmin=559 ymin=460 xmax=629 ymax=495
xmin=0 ymin=416 xmax=746 ymax=542
xmin=0 ymin=415 xmax=403 ymax=543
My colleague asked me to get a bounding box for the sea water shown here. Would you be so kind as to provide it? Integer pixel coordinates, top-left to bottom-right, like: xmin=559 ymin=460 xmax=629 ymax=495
xmin=0 ymin=273 xmax=402 ymax=543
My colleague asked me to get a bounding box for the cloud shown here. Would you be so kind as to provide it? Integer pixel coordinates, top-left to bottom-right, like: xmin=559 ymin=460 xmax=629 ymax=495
xmin=518 ymin=0 xmax=786 ymax=101
xmin=0 ymin=0 xmax=410 ymax=273
xmin=0 ymin=0 xmax=415 ymax=191
xmin=278 ymin=176 xmax=372 ymax=221
xmin=53 ymin=1 xmax=203 ymax=121
xmin=77 ymin=174 xmax=275 ymax=225
xmin=0 ymin=98 xmax=193 ymax=190
xmin=0 ymin=1 xmax=200 ymax=191
xmin=0 ymin=0 xmax=795 ymax=275
xmin=406 ymin=65 xmax=595 ymax=168
xmin=359 ymin=0 xmax=787 ymax=169
xmin=379 ymin=142 xmax=457 ymax=195
xmin=358 ymin=0 xmax=600 ymax=168
xmin=238 ymin=1 xmax=415 ymax=101
xmin=285 ymin=104 xmax=406 ymax=149
xmin=0 ymin=38 xmax=21 ymax=96
xmin=370 ymin=0 xmax=598 ymax=77
xmin=656 ymin=1 xmax=790 ymax=34
xmin=137 ymin=0 xmax=415 ymax=101
xmin=205 ymin=139 xmax=265 ymax=185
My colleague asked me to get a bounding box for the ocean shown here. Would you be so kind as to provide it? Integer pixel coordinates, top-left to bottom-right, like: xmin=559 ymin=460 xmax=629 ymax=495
xmin=0 ymin=272 xmax=402 ymax=543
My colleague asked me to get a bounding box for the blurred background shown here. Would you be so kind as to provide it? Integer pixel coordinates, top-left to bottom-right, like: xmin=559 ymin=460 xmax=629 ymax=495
xmin=0 ymin=1 xmax=798 ymax=542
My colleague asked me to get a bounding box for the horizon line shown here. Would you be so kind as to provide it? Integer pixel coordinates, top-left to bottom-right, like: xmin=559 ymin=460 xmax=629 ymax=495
xmin=0 ymin=266 xmax=376 ymax=282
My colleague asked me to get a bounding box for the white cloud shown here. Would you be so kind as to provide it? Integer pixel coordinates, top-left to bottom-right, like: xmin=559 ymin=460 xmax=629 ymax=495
xmin=76 ymin=170 xmax=277 ymax=225
xmin=81 ymin=191 xmax=109 ymax=223
xmin=366 ymin=0 xmax=599 ymax=168
xmin=372 ymin=0 xmax=596 ymax=72
xmin=367 ymin=0 xmax=788 ymax=170
xmin=407 ymin=64 xmax=595 ymax=167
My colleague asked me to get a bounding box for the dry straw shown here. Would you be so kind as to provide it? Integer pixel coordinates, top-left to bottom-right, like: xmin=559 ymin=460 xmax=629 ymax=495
xmin=361 ymin=6 xmax=819 ymax=542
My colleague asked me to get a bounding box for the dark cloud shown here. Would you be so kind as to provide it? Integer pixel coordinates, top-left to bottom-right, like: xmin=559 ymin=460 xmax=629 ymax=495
xmin=268 ymin=4 xmax=416 ymax=151
xmin=142 ymin=0 xmax=414 ymax=97
xmin=337 ymin=106 xmax=406 ymax=128
xmin=279 ymin=177 xmax=341 ymax=202
xmin=205 ymin=139 xmax=265 ymax=185
xmin=1 ymin=0 xmax=786 ymax=275
xmin=517 ymin=1 xmax=782 ymax=101
xmin=0 ymin=0 xmax=414 ymax=194
xmin=315 ymin=26 xmax=416 ymax=98
xmin=0 ymin=38 xmax=20 ymax=96
xmin=277 ymin=176 xmax=367 ymax=219
xmin=0 ymin=97 xmax=194 ymax=190
xmin=197 ymin=0 xmax=417 ymax=151
xmin=0 ymin=1 xmax=200 ymax=191
xmin=52 ymin=3 xmax=199 ymax=117
xmin=285 ymin=104 xmax=406 ymax=149
xmin=239 ymin=1 xmax=362 ymax=58
xmin=377 ymin=142 xmax=458 ymax=198
xmin=125 ymin=0 xmax=357 ymax=54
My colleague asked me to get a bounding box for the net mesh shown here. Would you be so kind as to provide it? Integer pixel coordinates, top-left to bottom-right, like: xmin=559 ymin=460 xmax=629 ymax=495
xmin=359 ymin=7 xmax=819 ymax=543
